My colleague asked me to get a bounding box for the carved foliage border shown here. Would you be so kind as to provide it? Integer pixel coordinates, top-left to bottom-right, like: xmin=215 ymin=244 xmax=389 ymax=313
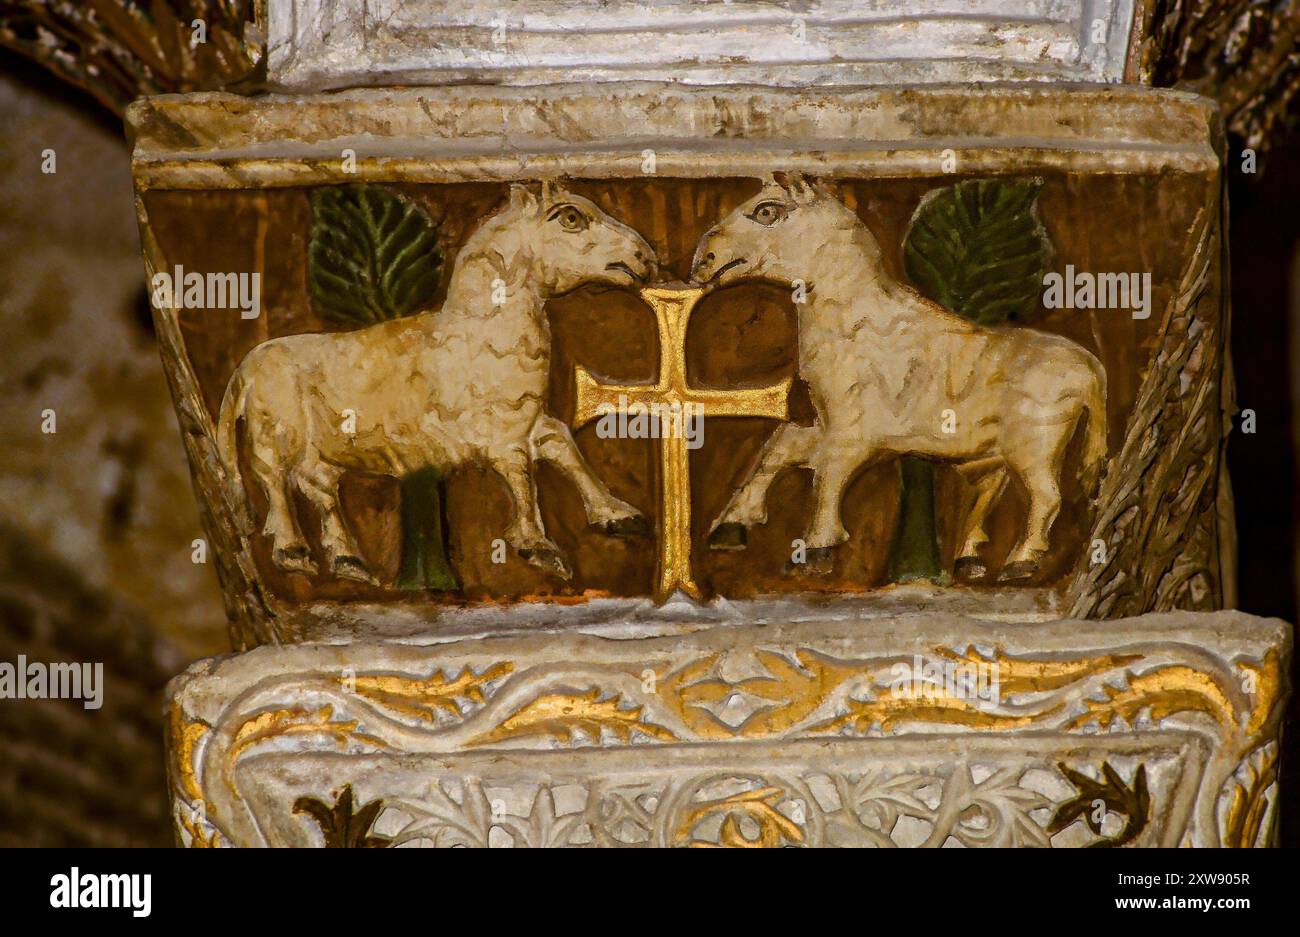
xmin=137 ymin=202 xmax=280 ymax=648
xmin=168 ymin=635 xmax=1285 ymax=847
xmin=1067 ymin=193 xmax=1230 ymax=618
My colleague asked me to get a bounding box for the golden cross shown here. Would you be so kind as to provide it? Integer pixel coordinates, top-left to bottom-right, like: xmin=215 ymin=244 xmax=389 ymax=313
xmin=572 ymin=285 xmax=790 ymax=602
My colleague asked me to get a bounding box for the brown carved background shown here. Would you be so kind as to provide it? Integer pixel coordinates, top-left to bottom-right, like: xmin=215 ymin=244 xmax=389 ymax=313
xmin=141 ymin=171 xmax=1211 ymax=608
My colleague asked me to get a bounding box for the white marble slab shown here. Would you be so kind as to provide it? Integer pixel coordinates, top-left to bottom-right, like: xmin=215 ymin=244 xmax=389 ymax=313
xmin=266 ymin=0 xmax=1140 ymax=91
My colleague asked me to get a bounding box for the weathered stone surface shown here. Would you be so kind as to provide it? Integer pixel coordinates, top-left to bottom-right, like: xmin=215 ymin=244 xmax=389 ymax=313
xmin=264 ymin=0 xmax=1139 ymax=91
xmin=167 ymin=607 xmax=1289 ymax=847
xmin=129 ymin=84 xmax=1220 ymax=186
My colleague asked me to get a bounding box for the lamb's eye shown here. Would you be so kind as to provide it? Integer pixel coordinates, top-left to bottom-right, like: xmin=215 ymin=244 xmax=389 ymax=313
xmin=551 ymin=205 xmax=589 ymax=232
xmin=749 ymin=201 xmax=789 ymax=226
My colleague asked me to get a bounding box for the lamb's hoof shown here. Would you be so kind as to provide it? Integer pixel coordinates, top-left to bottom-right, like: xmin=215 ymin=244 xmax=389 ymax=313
xmin=786 ymin=546 xmax=835 ymax=576
xmin=998 ymin=559 xmax=1039 ymax=582
xmin=954 ymin=556 xmax=988 ymax=581
xmin=519 ymin=545 xmax=573 ymax=581
xmin=603 ymin=514 xmax=650 ymax=538
xmin=332 ymin=554 xmax=378 ymax=585
xmin=273 ymin=544 xmax=317 ymax=576
xmin=708 ymin=523 xmax=748 ymax=551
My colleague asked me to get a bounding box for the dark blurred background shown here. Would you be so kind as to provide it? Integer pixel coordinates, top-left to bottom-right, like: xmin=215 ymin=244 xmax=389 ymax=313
xmin=1227 ymin=137 xmax=1300 ymax=848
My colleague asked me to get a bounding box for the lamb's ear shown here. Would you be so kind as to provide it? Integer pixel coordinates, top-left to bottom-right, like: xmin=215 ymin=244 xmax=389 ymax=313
xmin=508 ymin=183 xmax=539 ymax=214
xmin=782 ymin=171 xmax=819 ymax=203
xmin=769 ymin=170 xmax=811 ymax=201
xmin=540 ymin=178 xmax=566 ymax=205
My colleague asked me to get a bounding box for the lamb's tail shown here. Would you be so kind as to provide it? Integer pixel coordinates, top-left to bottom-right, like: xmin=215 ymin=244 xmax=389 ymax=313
xmin=1079 ymin=356 xmax=1109 ymax=497
xmin=217 ymin=370 xmax=255 ymax=534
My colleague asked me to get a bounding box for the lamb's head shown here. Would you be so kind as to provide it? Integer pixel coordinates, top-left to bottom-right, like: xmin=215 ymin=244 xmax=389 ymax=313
xmin=496 ymin=182 xmax=657 ymax=295
xmin=691 ymin=173 xmax=856 ymax=288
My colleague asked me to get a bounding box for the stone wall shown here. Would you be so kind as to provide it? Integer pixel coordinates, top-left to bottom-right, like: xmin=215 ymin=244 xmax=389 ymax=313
xmin=0 ymin=58 xmax=226 ymax=846
xmin=0 ymin=63 xmax=226 ymax=659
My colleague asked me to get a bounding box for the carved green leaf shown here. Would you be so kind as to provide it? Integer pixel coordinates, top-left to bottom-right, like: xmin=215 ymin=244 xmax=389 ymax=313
xmin=308 ymin=185 xmax=442 ymax=325
xmin=902 ymin=178 xmax=1050 ymax=326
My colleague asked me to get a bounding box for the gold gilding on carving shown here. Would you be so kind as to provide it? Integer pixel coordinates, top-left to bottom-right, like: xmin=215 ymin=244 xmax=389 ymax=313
xmin=345 ymin=662 xmax=514 ymax=722
xmin=661 ymin=649 xmax=860 ymax=739
xmin=178 ymin=810 xmax=220 ymax=848
xmin=1240 ymin=648 xmax=1282 ymax=737
xmin=231 ymin=706 xmax=388 ymax=761
xmin=937 ymin=646 xmax=1142 ymax=695
xmin=655 ymin=646 xmax=1175 ymax=740
xmin=1223 ymin=748 xmax=1278 ymax=848
xmin=675 ymin=787 xmax=804 ymax=848
xmin=187 ymin=640 xmax=1282 ymax=847
xmin=1067 ymin=666 xmax=1235 ymax=731
xmin=572 ymin=286 xmax=790 ymax=601
xmin=167 ymin=701 xmax=208 ymax=805
xmin=816 ymin=695 xmax=1049 ymax=734
xmin=470 ymin=689 xmax=677 ymax=745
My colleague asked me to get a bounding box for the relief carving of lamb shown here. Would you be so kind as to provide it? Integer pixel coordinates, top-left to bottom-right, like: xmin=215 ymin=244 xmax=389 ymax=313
xmin=217 ymin=183 xmax=656 ymax=584
xmin=693 ymin=174 xmax=1108 ymax=581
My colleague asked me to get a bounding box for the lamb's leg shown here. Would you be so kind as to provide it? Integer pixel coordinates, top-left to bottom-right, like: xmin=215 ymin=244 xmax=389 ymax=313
xmin=708 ymin=423 xmax=819 ymax=550
xmin=953 ymin=460 xmax=1008 ymax=581
xmin=1001 ymin=460 xmax=1061 ymax=582
xmin=529 ymin=415 xmax=647 ymax=537
xmin=489 ymin=449 xmax=572 ymax=580
xmin=797 ymin=449 xmax=862 ymax=575
xmin=295 ymin=459 xmax=377 ymax=585
xmin=248 ymin=423 xmax=315 ymax=575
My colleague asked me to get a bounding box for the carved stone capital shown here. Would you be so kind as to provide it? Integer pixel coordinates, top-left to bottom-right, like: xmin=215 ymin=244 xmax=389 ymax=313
xmin=167 ymin=608 xmax=1289 ymax=847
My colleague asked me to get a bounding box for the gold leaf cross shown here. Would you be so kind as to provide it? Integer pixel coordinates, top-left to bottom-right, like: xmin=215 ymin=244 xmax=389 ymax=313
xmin=572 ymin=285 xmax=790 ymax=601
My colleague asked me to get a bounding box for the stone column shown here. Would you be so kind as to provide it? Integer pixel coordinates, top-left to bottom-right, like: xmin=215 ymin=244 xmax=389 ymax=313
xmin=125 ymin=2 xmax=1289 ymax=847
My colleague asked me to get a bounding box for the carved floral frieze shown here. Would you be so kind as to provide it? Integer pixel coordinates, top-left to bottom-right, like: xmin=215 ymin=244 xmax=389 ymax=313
xmin=167 ymin=611 xmax=1288 ymax=848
